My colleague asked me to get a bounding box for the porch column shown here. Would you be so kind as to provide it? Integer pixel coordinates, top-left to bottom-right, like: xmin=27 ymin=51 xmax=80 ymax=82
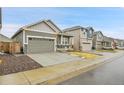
xmin=61 ymin=35 xmax=63 ymax=44
xmin=69 ymin=37 xmax=72 ymax=49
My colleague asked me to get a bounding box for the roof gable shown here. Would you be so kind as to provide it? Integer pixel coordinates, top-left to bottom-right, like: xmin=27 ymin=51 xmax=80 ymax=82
xmin=63 ymin=26 xmax=83 ymax=32
xmin=94 ymin=31 xmax=103 ymax=36
xmin=23 ymin=20 xmax=61 ymax=33
xmin=11 ymin=20 xmax=62 ymax=38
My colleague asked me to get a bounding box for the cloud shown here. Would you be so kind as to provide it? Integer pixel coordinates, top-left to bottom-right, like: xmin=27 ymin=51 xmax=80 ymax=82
xmin=0 ymin=24 xmax=23 ymax=38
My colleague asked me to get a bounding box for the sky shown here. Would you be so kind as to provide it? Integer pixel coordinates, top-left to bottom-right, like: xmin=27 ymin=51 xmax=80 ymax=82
xmin=0 ymin=7 xmax=124 ymax=39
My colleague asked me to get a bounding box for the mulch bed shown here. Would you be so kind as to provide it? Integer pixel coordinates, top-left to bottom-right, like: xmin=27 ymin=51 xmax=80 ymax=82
xmin=0 ymin=54 xmax=42 ymax=76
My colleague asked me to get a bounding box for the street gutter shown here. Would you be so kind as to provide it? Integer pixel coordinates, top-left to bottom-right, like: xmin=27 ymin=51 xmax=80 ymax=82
xmin=37 ymin=51 xmax=124 ymax=85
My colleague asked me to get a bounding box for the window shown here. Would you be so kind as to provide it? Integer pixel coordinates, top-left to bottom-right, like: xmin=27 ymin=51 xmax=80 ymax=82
xmin=83 ymin=31 xmax=87 ymax=38
xmin=29 ymin=38 xmax=32 ymax=40
xmin=98 ymin=33 xmax=103 ymax=40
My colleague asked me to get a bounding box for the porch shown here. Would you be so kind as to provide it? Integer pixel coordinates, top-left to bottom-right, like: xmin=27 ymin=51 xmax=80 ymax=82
xmin=56 ymin=33 xmax=74 ymax=51
xmin=102 ymin=41 xmax=112 ymax=49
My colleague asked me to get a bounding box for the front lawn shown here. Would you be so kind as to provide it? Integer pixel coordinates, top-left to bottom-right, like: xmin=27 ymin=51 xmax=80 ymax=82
xmin=69 ymin=52 xmax=99 ymax=59
xmin=96 ymin=49 xmax=117 ymax=53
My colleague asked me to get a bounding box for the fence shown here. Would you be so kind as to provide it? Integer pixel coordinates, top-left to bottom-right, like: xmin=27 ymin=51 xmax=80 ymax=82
xmin=0 ymin=42 xmax=21 ymax=54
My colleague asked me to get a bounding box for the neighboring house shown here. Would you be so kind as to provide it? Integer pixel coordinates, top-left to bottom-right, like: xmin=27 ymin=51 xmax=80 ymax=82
xmin=103 ymin=36 xmax=114 ymax=49
xmin=12 ymin=20 xmax=73 ymax=54
xmin=0 ymin=34 xmax=12 ymax=42
xmin=0 ymin=8 xmax=2 ymax=30
xmin=63 ymin=26 xmax=94 ymax=51
xmin=92 ymin=31 xmax=104 ymax=50
xmin=0 ymin=34 xmax=13 ymax=52
xmin=114 ymin=39 xmax=124 ymax=49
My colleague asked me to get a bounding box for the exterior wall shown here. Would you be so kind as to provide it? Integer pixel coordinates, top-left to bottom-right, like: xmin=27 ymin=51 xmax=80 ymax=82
xmin=92 ymin=35 xmax=97 ymax=49
xmin=12 ymin=31 xmax=23 ymax=46
xmin=81 ymin=38 xmax=92 ymax=51
xmin=96 ymin=41 xmax=103 ymax=49
xmin=65 ymin=29 xmax=80 ymax=51
xmin=92 ymin=32 xmax=104 ymax=50
xmin=27 ymin=22 xmax=56 ymax=33
xmin=80 ymin=29 xmax=93 ymax=51
xmin=45 ymin=21 xmax=61 ymax=33
xmin=12 ymin=31 xmax=23 ymax=53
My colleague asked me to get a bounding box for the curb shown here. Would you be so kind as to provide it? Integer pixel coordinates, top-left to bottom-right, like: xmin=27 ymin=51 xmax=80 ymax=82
xmin=35 ymin=52 xmax=124 ymax=85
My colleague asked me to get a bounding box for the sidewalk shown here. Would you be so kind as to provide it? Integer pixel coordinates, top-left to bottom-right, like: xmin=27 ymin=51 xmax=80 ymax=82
xmin=0 ymin=50 xmax=124 ymax=85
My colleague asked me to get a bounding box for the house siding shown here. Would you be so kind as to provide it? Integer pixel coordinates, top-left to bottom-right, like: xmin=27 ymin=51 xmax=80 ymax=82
xmin=92 ymin=32 xmax=104 ymax=50
xmin=27 ymin=22 xmax=56 ymax=33
xmin=80 ymin=30 xmax=93 ymax=51
xmin=12 ymin=31 xmax=23 ymax=47
xmin=65 ymin=29 xmax=80 ymax=50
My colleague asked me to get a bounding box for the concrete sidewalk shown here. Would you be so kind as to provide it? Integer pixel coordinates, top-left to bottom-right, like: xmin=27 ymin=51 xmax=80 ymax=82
xmin=0 ymin=51 xmax=124 ymax=85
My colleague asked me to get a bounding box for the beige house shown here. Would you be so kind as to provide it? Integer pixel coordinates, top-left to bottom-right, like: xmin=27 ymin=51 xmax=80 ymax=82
xmin=92 ymin=31 xmax=104 ymax=50
xmin=12 ymin=20 xmax=73 ymax=54
xmin=103 ymin=36 xmax=114 ymax=49
xmin=63 ymin=26 xmax=94 ymax=51
xmin=114 ymin=39 xmax=124 ymax=49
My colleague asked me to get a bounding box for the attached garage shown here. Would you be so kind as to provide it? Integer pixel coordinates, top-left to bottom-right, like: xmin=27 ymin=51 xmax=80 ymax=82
xmin=12 ymin=20 xmax=62 ymax=54
xmin=27 ymin=37 xmax=55 ymax=54
xmin=82 ymin=42 xmax=92 ymax=51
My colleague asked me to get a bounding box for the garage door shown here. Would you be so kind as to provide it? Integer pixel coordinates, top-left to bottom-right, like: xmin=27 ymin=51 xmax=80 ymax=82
xmin=82 ymin=43 xmax=92 ymax=51
xmin=27 ymin=37 xmax=55 ymax=53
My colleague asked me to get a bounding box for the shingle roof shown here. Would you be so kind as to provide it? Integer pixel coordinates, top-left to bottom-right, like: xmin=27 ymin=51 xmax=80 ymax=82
xmin=63 ymin=26 xmax=84 ymax=32
xmin=103 ymin=36 xmax=114 ymax=42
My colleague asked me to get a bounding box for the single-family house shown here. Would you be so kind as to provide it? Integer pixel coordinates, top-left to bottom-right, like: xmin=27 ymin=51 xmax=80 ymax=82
xmin=92 ymin=31 xmax=104 ymax=50
xmin=103 ymin=36 xmax=114 ymax=49
xmin=63 ymin=26 xmax=94 ymax=51
xmin=12 ymin=20 xmax=73 ymax=54
xmin=0 ymin=34 xmax=13 ymax=53
xmin=114 ymin=39 xmax=124 ymax=49
xmin=0 ymin=34 xmax=12 ymax=42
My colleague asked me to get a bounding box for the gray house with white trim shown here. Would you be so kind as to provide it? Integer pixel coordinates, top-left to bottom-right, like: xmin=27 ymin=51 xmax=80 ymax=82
xmin=12 ymin=20 xmax=73 ymax=54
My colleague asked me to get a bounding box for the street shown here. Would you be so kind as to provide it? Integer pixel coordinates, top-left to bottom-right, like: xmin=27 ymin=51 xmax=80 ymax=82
xmin=59 ymin=53 xmax=124 ymax=85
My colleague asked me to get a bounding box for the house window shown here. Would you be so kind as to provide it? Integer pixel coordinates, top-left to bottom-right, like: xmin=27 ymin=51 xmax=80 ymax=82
xmin=83 ymin=31 xmax=87 ymax=38
xmin=88 ymin=30 xmax=93 ymax=38
xmin=62 ymin=37 xmax=69 ymax=45
xmin=29 ymin=38 xmax=32 ymax=40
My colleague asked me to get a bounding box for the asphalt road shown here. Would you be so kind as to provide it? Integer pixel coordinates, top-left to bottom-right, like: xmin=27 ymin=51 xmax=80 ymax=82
xmin=59 ymin=54 xmax=124 ymax=85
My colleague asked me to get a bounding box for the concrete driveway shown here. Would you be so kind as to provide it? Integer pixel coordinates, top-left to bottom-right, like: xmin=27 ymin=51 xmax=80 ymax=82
xmin=27 ymin=52 xmax=83 ymax=66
